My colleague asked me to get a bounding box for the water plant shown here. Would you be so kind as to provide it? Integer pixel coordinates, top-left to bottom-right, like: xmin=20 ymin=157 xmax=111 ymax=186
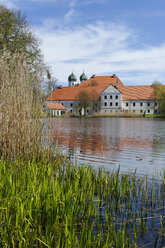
xmin=0 ymin=158 xmax=165 ymax=247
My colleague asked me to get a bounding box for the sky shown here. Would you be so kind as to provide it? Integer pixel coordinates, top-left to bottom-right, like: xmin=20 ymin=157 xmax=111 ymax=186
xmin=1 ymin=0 xmax=165 ymax=86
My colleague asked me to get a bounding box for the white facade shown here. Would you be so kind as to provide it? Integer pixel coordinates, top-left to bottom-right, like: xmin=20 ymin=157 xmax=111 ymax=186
xmin=46 ymin=81 xmax=158 ymax=115
xmin=100 ymin=85 xmax=122 ymax=113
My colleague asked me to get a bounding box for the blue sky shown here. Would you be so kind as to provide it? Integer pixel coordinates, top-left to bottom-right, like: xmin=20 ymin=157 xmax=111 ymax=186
xmin=1 ymin=0 xmax=165 ymax=85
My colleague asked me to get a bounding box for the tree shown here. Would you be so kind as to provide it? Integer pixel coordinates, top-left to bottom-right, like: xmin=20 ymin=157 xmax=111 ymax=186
xmin=77 ymin=90 xmax=92 ymax=116
xmin=152 ymin=81 xmax=165 ymax=114
xmin=0 ymin=5 xmax=43 ymax=68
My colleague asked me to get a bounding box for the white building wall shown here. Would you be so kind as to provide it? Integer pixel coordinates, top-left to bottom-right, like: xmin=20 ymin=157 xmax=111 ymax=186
xmin=100 ymin=85 xmax=122 ymax=113
xmin=122 ymin=100 xmax=157 ymax=114
xmin=46 ymin=100 xmax=76 ymax=114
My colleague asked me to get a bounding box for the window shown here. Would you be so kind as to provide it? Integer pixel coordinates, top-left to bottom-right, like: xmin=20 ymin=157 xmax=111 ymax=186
xmin=110 ymin=95 xmax=112 ymax=99
xmin=116 ymin=102 xmax=118 ymax=106
xmin=70 ymin=103 xmax=73 ymax=107
xmin=126 ymin=102 xmax=128 ymax=107
xmin=140 ymin=110 xmax=143 ymax=113
xmin=104 ymin=102 xmax=107 ymax=106
xmin=110 ymin=102 xmax=113 ymax=106
xmin=133 ymin=110 xmax=135 ymax=112
xmin=148 ymin=110 xmax=150 ymax=113
xmin=133 ymin=102 xmax=136 ymax=107
xmin=70 ymin=110 xmax=72 ymax=113
xmin=57 ymin=111 xmax=59 ymax=115
xmin=116 ymin=95 xmax=118 ymax=99
xmin=104 ymin=95 xmax=107 ymax=99
xmin=155 ymin=102 xmax=157 ymax=106
xmin=140 ymin=102 xmax=143 ymax=107
xmin=147 ymin=103 xmax=150 ymax=107
xmin=105 ymin=110 xmax=107 ymax=113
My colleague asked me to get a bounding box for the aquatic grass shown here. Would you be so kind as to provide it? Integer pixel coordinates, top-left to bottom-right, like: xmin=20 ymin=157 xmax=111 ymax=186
xmin=0 ymin=158 xmax=165 ymax=247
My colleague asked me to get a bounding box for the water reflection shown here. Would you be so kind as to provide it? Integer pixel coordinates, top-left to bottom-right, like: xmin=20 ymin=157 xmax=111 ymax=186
xmin=48 ymin=117 xmax=165 ymax=177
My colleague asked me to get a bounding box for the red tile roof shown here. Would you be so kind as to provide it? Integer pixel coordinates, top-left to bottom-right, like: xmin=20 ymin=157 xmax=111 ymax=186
xmin=46 ymin=86 xmax=103 ymax=101
xmin=79 ymin=75 xmax=124 ymax=88
xmin=119 ymin=85 xmax=154 ymax=100
xmin=46 ymin=102 xmax=66 ymax=110
xmin=46 ymin=75 xmax=156 ymax=102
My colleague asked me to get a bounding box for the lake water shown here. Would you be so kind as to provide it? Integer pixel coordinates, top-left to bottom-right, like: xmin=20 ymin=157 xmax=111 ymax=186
xmin=48 ymin=117 xmax=165 ymax=178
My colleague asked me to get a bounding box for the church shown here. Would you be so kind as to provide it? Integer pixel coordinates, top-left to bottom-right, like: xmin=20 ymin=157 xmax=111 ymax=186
xmin=46 ymin=73 xmax=158 ymax=116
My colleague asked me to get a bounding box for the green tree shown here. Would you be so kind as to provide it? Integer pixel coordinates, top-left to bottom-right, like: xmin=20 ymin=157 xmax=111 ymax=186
xmin=152 ymin=81 xmax=165 ymax=114
xmin=0 ymin=5 xmax=43 ymax=67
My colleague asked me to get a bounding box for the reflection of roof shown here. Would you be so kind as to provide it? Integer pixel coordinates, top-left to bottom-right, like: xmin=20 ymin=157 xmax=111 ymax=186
xmin=46 ymin=75 xmax=156 ymax=101
xmin=46 ymin=102 xmax=66 ymax=110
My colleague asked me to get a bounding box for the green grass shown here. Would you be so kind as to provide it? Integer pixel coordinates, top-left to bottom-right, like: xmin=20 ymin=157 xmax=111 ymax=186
xmin=145 ymin=114 xmax=165 ymax=118
xmin=0 ymin=157 xmax=165 ymax=247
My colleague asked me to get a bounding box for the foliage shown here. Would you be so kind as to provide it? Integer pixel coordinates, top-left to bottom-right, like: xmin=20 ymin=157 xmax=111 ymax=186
xmin=0 ymin=158 xmax=165 ymax=247
xmin=0 ymin=50 xmax=44 ymax=160
xmin=152 ymin=81 xmax=165 ymax=114
xmin=77 ymin=90 xmax=92 ymax=116
xmin=0 ymin=5 xmax=43 ymax=68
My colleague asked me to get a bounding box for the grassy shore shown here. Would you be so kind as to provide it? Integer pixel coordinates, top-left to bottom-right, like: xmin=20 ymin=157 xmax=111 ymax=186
xmin=0 ymin=157 xmax=165 ymax=247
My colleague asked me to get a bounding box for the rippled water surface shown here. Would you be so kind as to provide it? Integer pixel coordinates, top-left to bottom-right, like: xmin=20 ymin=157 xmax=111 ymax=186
xmin=48 ymin=117 xmax=165 ymax=177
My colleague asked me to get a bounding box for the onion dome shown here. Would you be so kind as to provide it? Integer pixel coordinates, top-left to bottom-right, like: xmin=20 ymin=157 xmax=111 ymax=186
xmin=68 ymin=72 xmax=77 ymax=82
xmin=80 ymin=72 xmax=88 ymax=82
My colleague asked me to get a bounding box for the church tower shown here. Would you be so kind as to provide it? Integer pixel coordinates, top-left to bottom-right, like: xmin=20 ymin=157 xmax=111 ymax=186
xmin=68 ymin=72 xmax=77 ymax=87
xmin=80 ymin=71 xmax=88 ymax=82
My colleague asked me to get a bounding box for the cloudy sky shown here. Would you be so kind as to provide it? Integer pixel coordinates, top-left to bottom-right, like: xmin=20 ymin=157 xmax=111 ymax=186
xmin=1 ymin=0 xmax=165 ymax=85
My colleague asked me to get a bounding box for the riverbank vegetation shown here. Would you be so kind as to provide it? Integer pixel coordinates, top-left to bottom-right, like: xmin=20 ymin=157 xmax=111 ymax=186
xmin=0 ymin=158 xmax=165 ymax=247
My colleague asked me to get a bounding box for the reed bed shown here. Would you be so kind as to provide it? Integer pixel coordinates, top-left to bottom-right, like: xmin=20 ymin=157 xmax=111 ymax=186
xmin=0 ymin=158 xmax=165 ymax=247
xmin=0 ymin=50 xmax=44 ymax=160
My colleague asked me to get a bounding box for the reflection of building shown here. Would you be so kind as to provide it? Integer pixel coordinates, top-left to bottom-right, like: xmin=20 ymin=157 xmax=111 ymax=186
xmin=46 ymin=74 xmax=158 ymax=115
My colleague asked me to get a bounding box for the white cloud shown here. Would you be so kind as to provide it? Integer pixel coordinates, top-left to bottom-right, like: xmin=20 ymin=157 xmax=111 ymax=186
xmin=35 ymin=20 xmax=165 ymax=85
xmin=64 ymin=8 xmax=75 ymax=22
xmin=0 ymin=0 xmax=17 ymax=8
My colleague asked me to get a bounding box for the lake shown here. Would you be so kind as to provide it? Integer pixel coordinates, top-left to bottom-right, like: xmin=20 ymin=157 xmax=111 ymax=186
xmin=47 ymin=117 xmax=165 ymax=178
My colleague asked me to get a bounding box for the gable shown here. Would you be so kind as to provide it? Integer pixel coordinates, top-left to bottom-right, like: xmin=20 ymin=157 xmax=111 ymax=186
xmin=101 ymin=84 xmax=122 ymax=95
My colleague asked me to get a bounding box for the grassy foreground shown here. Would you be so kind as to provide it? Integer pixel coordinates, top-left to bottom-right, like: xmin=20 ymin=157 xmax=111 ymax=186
xmin=0 ymin=157 xmax=165 ymax=247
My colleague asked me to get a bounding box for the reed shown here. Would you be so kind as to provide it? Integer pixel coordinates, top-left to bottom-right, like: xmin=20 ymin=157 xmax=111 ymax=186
xmin=0 ymin=50 xmax=44 ymax=160
xmin=0 ymin=158 xmax=165 ymax=247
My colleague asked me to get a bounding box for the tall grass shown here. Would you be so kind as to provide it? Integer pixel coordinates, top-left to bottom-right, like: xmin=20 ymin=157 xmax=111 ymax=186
xmin=0 ymin=158 xmax=165 ymax=247
xmin=0 ymin=50 xmax=44 ymax=160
